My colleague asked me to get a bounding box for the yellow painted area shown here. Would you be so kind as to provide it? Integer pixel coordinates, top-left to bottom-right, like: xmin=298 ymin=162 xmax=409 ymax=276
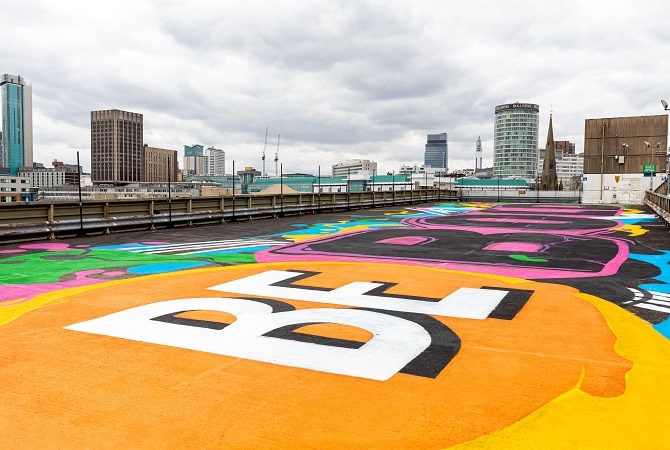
xmin=622 ymin=207 xmax=645 ymax=215
xmin=453 ymin=292 xmax=670 ymax=449
xmin=612 ymin=223 xmax=648 ymax=236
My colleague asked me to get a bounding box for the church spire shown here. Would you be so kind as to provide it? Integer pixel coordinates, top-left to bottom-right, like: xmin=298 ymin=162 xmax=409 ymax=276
xmin=540 ymin=113 xmax=559 ymax=190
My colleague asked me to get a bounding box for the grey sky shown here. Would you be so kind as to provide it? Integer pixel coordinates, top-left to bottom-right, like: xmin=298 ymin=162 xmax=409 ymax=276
xmin=3 ymin=0 xmax=670 ymax=175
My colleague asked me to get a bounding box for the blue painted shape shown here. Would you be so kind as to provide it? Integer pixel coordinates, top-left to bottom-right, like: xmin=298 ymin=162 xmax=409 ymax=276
xmin=196 ymin=245 xmax=275 ymax=255
xmin=127 ymin=261 xmax=209 ymax=275
xmin=654 ymin=317 xmax=670 ymax=339
xmin=629 ymin=251 xmax=670 ymax=293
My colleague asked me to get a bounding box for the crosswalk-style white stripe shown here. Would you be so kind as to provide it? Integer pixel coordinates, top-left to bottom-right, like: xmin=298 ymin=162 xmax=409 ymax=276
xmin=627 ymin=288 xmax=670 ymax=314
xmin=121 ymin=238 xmax=289 ymax=255
xmin=635 ymin=303 xmax=670 ymax=314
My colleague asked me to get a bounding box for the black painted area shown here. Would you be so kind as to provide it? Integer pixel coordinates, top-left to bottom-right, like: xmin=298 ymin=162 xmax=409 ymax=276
xmin=263 ymin=322 xmax=366 ymax=349
xmin=152 ymin=310 xmax=230 ymax=330
xmin=363 ymin=309 xmax=461 ymax=379
xmin=481 ymin=287 xmax=534 ymax=320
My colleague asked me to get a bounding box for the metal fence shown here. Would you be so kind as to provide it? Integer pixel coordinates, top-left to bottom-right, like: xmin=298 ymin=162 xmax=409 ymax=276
xmin=0 ymin=189 xmax=457 ymax=243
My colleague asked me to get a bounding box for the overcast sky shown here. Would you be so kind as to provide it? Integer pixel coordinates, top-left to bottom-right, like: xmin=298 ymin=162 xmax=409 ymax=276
xmin=3 ymin=0 xmax=670 ymax=175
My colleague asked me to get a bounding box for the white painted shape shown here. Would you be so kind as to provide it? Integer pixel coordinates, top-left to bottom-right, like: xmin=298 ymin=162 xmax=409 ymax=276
xmin=634 ymin=303 xmax=670 ymax=314
xmin=208 ymin=270 xmax=508 ymax=319
xmin=65 ymin=298 xmax=430 ymax=381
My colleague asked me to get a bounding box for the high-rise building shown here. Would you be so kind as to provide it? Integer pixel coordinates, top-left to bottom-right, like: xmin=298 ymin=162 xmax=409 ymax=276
xmin=183 ymin=145 xmax=225 ymax=177
xmin=91 ymin=109 xmax=143 ymax=184
xmin=205 ymin=146 xmax=225 ymax=176
xmin=424 ymin=133 xmax=448 ymax=171
xmin=183 ymin=144 xmax=204 ymax=177
xmin=1 ymin=74 xmax=33 ymax=175
xmin=493 ymin=102 xmax=539 ymax=178
xmin=143 ymin=145 xmax=178 ymax=182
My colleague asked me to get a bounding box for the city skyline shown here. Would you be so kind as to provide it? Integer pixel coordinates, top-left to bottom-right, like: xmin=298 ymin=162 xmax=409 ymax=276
xmin=2 ymin=1 xmax=670 ymax=174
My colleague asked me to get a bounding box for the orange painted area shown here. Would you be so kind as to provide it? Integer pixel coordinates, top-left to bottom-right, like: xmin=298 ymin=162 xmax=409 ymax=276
xmin=0 ymin=262 xmax=637 ymax=448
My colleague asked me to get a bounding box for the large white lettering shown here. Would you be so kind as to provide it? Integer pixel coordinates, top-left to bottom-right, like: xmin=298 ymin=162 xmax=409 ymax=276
xmin=65 ymin=298 xmax=432 ymax=381
xmin=208 ymin=270 xmax=508 ymax=319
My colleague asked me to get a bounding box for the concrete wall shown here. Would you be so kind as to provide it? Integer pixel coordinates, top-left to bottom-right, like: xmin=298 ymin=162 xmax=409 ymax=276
xmin=582 ymin=172 xmax=665 ymax=204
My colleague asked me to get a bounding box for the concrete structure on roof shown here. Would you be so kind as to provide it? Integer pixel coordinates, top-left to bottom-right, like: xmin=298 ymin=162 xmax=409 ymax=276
xmin=1 ymin=74 xmax=33 ymax=175
xmin=582 ymin=114 xmax=669 ymax=204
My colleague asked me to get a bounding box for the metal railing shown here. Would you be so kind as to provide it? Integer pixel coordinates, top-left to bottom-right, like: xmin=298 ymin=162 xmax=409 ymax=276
xmin=0 ymin=189 xmax=458 ymax=243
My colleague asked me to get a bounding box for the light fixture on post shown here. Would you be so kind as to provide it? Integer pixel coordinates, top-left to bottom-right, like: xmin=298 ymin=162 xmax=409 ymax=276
xmin=644 ymin=140 xmax=664 ymax=192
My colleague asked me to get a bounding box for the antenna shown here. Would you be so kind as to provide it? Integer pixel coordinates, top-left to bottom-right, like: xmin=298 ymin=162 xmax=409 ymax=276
xmin=274 ymin=134 xmax=280 ymax=176
xmin=261 ymin=127 xmax=268 ymax=176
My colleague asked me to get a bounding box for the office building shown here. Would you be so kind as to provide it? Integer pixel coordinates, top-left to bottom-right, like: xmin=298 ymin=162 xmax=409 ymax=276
xmin=205 ymin=146 xmax=225 ymax=176
xmin=183 ymin=144 xmax=205 ymax=177
xmin=424 ymin=133 xmax=448 ymax=171
xmin=143 ymin=145 xmax=178 ymax=182
xmin=332 ymin=159 xmax=377 ymax=178
xmin=493 ymin=102 xmax=539 ymax=179
xmin=183 ymin=144 xmax=225 ymax=177
xmin=1 ymin=74 xmax=33 ymax=175
xmin=0 ymin=174 xmax=31 ymax=202
xmin=582 ymin=114 xmax=668 ymax=204
xmin=91 ymin=109 xmax=143 ymax=184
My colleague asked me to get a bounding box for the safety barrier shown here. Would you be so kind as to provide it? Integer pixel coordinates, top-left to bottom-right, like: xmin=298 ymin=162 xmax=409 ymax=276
xmin=645 ymin=189 xmax=670 ymax=226
xmin=0 ymin=189 xmax=457 ymax=243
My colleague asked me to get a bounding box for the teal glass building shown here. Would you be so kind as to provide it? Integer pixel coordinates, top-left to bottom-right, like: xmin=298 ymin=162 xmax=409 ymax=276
xmin=1 ymin=74 xmax=33 ymax=175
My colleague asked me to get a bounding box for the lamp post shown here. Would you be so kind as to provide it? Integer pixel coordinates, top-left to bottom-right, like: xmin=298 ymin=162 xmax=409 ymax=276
xmin=497 ymin=175 xmax=501 ymax=202
xmin=317 ymin=165 xmax=321 ymax=213
xmin=644 ymin=140 xmax=663 ymax=192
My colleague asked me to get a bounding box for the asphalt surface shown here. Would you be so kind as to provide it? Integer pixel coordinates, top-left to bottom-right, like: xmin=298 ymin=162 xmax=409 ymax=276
xmin=1 ymin=201 xmax=669 ymax=448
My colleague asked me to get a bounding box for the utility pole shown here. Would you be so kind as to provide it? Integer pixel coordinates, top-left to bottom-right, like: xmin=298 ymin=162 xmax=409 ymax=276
xmin=261 ymin=127 xmax=268 ymax=176
xmin=274 ymin=134 xmax=280 ymax=177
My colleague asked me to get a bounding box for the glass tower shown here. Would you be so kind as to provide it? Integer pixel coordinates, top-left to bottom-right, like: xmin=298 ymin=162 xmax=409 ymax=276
xmin=493 ymin=103 xmax=539 ymax=179
xmin=1 ymin=74 xmax=33 ymax=175
xmin=424 ymin=133 xmax=448 ymax=170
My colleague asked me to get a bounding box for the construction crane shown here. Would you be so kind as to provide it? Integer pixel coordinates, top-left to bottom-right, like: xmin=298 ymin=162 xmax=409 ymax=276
xmin=261 ymin=127 xmax=268 ymax=176
xmin=274 ymin=134 xmax=280 ymax=176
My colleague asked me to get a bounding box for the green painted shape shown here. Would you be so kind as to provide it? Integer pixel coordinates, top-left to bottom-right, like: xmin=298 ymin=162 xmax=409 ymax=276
xmin=508 ymin=254 xmax=548 ymax=263
xmin=0 ymin=250 xmax=218 ymax=284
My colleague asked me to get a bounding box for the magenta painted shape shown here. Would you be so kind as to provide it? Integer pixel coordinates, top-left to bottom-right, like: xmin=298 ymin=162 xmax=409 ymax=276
xmin=467 ymin=218 xmax=568 ymax=224
xmin=0 ymin=249 xmax=26 ymax=254
xmin=103 ymin=271 xmax=126 ymax=276
xmin=484 ymin=242 xmax=545 ymax=252
xmin=0 ymin=269 xmax=111 ymax=305
xmin=375 ymin=236 xmax=436 ymax=246
xmin=19 ymin=243 xmax=73 ymax=251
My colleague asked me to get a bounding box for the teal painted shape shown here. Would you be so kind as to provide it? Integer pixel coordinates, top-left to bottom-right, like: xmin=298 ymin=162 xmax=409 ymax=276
xmin=126 ymin=261 xmax=209 ymax=275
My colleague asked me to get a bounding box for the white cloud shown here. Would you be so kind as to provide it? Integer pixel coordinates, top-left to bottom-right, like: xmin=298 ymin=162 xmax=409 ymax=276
xmin=3 ymin=0 xmax=670 ymax=175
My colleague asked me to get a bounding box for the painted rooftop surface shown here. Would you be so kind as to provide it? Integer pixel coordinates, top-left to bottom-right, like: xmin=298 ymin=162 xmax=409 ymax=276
xmin=1 ymin=202 xmax=669 ymax=448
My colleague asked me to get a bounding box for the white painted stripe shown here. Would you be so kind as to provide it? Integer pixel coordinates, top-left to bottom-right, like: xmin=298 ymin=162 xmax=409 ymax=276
xmin=648 ymin=299 xmax=670 ymax=307
xmin=634 ymin=303 xmax=670 ymax=314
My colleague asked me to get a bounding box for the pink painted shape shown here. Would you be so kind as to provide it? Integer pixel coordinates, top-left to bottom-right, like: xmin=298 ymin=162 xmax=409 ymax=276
xmin=0 ymin=249 xmax=26 ymax=254
xmin=19 ymin=243 xmax=72 ymax=251
xmin=375 ymin=236 xmax=435 ymax=246
xmin=0 ymin=269 xmax=109 ymax=305
xmin=467 ymin=218 xmax=568 ymax=224
xmin=103 ymin=271 xmax=126 ymax=276
xmin=255 ymin=237 xmax=629 ymax=280
xmin=483 ymin=242 xmax=544 ymax=252
xmin=142 ymin=241 xmax=171 ymax=245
